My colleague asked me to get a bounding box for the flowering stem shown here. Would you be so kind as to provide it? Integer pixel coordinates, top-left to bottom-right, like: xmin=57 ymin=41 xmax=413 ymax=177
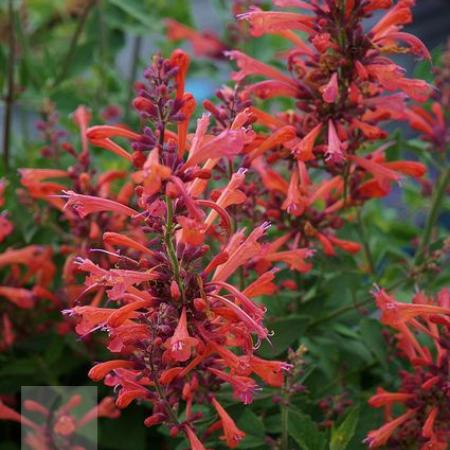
xmin=164 ymin=196 xmax=185 ymax=302
xmin=414 ymin=166 xmax=450 ymax=265
xmin=2 ymin=0 xmax=15 ymax=170
xmin=148 ymin=335 xmax=180 ymax=426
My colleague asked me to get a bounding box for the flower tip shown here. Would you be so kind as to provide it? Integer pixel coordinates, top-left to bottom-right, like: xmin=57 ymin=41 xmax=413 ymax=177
xmin=73 ymin=105 xmax=91 ymax=127
xmin=223 ymin=50 xmax=236 ymax=60
xmin=371 ymin=284 xmax=382 ymax=296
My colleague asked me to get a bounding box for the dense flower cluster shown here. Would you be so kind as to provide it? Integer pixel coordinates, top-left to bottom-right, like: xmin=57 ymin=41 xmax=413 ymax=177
xmin=366 ymin=288 xmax=450 ymax=449
xmin=362 ymin=35 xmax=450 ymax=449
xmin=61 ymin=50 xmax=304 ymax=448
xmin=219 ymin=0 xmax=430 ymax=258
xmin=0 ymin=1 xmax=447 ymax=449
xmin=19 ymin=106 xmax=135 ymax=305
xmin=406 ymin=38 xmax=450 ymax=153
xmin=0 ymin=181 xmax=57 ymax=351
xmin=60 ymin=1 xmax=442 ymax=448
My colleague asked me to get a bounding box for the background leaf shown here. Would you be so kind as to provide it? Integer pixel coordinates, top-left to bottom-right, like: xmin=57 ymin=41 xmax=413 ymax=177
xmin=288 ymin=408 xmax=327 ymax=450
xmin=330 ymin=406 xmax=360 ymax=450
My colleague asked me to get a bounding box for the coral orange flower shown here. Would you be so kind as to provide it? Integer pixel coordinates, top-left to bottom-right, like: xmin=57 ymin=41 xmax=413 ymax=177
xmin=211 ymin=397 xmax=245 ymax=448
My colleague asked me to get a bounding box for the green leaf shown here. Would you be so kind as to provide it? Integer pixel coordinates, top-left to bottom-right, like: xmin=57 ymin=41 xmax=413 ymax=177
xmin=264 ymin=413 xmax=282 ymax=433
xmin=236 ymin=409 xmax=265 ymax=437
xmin=99 ymin=406 xmax=147 ymax=449
xmin=288 ymin=407 xmax=327 ymax=450
xmin=360 ymin=318 xmax=387 ymax=368
xmin=258 ymin=315 xmax=310 ymax=358
xmin=235 ymin=409 xmax=266 ymax=448
xmin=108 ymin=0 xmax=156 ymax=29
xmin=156 ymin=0 xmax=192 ymax=24
xmin=330 ymin=406 xmax=360 ymax=450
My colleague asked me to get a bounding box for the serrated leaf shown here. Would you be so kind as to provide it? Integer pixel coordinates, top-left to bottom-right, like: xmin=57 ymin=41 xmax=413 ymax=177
xmin=330 ymin=406 xmax=360 ymax=450
xmin=288 ymin=407 xmax=327 ymax=450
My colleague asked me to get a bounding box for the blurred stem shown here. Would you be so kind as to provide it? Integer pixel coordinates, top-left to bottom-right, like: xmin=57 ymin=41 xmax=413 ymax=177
xmin=52 ymin=0 xmax=95 ymax=88
xmin=414 ymin=166 xmax=450 ymax=265
xmin=2 ymin=0 xmax=15 ymax=170
xmin=356 ymin=208 xmax=376 ymax=278
xmin=125 ymin=35 xmax=142 ymax=121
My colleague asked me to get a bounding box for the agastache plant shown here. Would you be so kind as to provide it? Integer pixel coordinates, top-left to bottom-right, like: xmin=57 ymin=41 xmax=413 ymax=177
xmin=19 ymin=105 xmax=136 ymax=305
xmin=62 ymin=50 xmax=300 ymax=449
xmin=366 ymin=288 xmax=450 ymax=449
xmin=219 ymin=0 xmax=430 ymax=259
xmin=0 ymin=181 xmax=58 ymax=351
xmin=0 ymin=1 xmax=445 ymax=449
xmin=363 ymin=38 xmax=450 ymax=449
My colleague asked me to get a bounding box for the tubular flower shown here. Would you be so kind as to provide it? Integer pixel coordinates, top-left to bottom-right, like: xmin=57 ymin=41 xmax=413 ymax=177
xmin=63 ymin=49 xmax=290 ymax=448
xmin=0 ymin=242 xmax=57 ymax=351
xmin=211 ymin=397 xmax=246 ymax=448
xmin=19 ymin=105 xmax=138 ymax=307
xmin=221 ymin=0 xmax=432 ymax=259
xmin=163 ymin=306 xmax=199 ymax=362
xmin=165 ymin=18 xmax=227 ymax=59
xmin=237 ymin=8 xmax=314 ymax=36
xmin=367 ymin=288 xmax=450 ymax=448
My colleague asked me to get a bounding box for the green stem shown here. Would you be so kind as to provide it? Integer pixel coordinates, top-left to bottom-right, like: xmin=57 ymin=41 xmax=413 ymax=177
xmin=154 ymin=377 xmax=179 ymax=425
xmin=415 ymin=166 xmax=450 ymax=265
xmin=164 ymin=196 xmax=185 ymax=302
xmin=2 ymin=0 xmax=15 ymax=170
xmin=52 ymin=0 xmax=95 ymax=88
